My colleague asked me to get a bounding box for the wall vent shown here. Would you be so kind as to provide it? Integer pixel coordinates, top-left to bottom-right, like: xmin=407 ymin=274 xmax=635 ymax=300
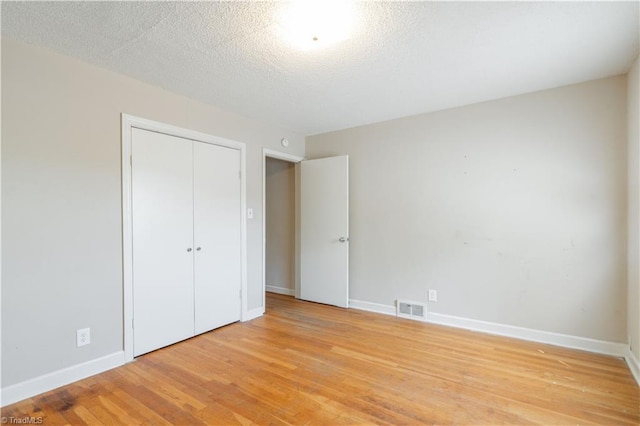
xmin=396 ymin=300 xmax=427 ymax=321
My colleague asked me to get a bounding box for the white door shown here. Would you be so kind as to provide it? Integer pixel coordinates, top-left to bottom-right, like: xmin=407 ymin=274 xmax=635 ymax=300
xmin=132 ymin=128 xmax=195 ymax=356
xmin=300 ymin=156 xmax=349 ymax=308
xmin=193 ymin=142 xmax=242 ymax=334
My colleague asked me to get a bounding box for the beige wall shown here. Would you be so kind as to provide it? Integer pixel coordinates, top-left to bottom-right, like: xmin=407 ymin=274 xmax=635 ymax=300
xmin=307 ymin=76 xmax=628 ymax=343
xmin=1 ymin=38 xmax=304 ymax=387
xmin=265 ymin=158 xmax=295 ymax=293
xmin=628 ymin=56 xmax=640 ymax=360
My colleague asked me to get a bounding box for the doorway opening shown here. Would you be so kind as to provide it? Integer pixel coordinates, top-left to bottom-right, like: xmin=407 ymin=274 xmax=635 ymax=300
xmin=262 ymin=150 xmax=350 ymax=312
xmin=262 ymin=149 xmax=303 ymax=311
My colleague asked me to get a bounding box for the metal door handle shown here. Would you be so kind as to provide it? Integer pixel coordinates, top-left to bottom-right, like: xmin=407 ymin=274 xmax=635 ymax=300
xmin=187 ymin=248 xmax=192 ymax=252
xmin=339 ymin=237 xmax=349 ymax=243
xmin=196 ymin=247 xmax=201 ymax=251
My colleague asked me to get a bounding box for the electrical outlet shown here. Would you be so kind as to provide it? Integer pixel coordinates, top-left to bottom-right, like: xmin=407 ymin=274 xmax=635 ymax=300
xmin=428 ymin=289 xmax=438 ymax=302
xmin=247 ymin=208 xmax=254 ymax=219
xmin=77 ymin=328 xmax=90 ymax=347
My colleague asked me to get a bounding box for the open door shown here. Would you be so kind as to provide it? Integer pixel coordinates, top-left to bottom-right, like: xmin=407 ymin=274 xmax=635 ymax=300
xmin=300 ymin=156 xmax=349 ymax=308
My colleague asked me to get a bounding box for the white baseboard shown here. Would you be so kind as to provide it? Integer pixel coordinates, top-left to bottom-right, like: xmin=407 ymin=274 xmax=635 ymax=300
xmin=1 ymin=351 xmax=125 ymax=407
xmin=348 ymin=298 xmax=627 ymax=358
xmin=266 ymin=285 xmax=295 ymax=296
xmin=625 ymin=348 xmax=640 ymax=387
xmin=349 ymin=299 xmax=396 ymax=316
xmin=243 ymin=307 xmax=264 ymax=321
xmin=427 ymin=312 xmax=627 ymax=357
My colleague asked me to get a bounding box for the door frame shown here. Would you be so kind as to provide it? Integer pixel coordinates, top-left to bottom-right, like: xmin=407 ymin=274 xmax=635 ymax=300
xmin=122 ymin=114 xmax=247 ymax=362
xmin=262 ymin=149 xmax=304 ymax=308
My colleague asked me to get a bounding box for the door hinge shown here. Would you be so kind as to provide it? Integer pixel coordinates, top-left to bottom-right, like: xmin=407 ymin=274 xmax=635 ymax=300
xmin=130 ymin=155 xmax=132 ymax=166
xmin=238 ymin=170 xmax=241 ymax=179
xmin=132 ymin=318 xmax=134 ymax=329
xmin=239 ymin=288 xmax=242 ymax=299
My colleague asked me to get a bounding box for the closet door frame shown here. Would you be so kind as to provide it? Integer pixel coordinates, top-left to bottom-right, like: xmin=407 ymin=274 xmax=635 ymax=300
xmin=121 ymin=114 xmax=247 ymax=363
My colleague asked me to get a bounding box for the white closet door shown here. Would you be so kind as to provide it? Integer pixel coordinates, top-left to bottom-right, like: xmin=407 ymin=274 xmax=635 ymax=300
xmin=193 ymin=142 xmax=241 ymax=334
xmin=132 ymin=128 xmax=195 ymax=356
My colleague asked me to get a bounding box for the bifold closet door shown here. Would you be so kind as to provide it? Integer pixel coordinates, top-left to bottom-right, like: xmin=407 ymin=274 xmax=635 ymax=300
xmin=193 ymin=142 xmax=241 ymax=334
xmin=132 ymin=128 xmax=195 ymax=356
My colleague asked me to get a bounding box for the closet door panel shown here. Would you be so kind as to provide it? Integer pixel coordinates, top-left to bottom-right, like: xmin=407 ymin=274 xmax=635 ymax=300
xmin=132 ymin=128 xmax=195 ymax=356
xmin=193 ymin=142 xmax=241 ymax=334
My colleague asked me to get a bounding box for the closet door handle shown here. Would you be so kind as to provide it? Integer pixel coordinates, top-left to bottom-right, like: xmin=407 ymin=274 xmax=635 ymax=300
xmin=187 ymin=248 xmax=192 ymax=252
xmin=196 ymin=247 xmax=202 ymax=251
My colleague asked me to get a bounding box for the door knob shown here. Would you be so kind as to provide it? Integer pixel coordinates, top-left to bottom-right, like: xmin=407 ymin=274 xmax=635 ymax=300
xmin=196 ymin=247 xmax=201 ymax=251
xmin=339 ymin=237 xmax=349 ymax=243
xmin=187 ymin=248 xmax=192 ymax=252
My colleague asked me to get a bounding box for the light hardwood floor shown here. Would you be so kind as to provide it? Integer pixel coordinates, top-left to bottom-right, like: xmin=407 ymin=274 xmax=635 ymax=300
xmin=3 ymin=293 xmax=639 ymax=425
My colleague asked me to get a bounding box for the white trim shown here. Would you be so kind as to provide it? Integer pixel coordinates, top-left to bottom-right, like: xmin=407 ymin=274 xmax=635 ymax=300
xmin=261 ymin=149 xmax=304 ymax=311
xmin=625 ymin=348 xmax=640 ymax=387
xmin=427 ymin=312 xmax=627 ymax=357
xmin=1 ymin=351 xmax=124 ymax=407
xmin=349 ymin=299 xmax=396 ymax=316
xmin=348 ymin=299 xmax=627 ymax=357
xmin=121 ymin=114 xmax=248 ymax=362
xmin=243 ymin=307 xmax=265 ymax=322
xmin=263 ymin=148 xmax=305 ymax=163
xmin=0 ymin=17 xmax=4 ymax=408
xmin=266 ymin=285 xmax=295 ymax=296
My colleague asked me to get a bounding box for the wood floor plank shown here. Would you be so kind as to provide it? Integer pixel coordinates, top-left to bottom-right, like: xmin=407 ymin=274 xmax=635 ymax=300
xmin=2 ymin=293 xmax=638 ymax=425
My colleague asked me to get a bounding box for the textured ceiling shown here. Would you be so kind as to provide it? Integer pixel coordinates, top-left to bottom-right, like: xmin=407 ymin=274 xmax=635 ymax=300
xmin=2 ymin=1 xmax=639 ymax=135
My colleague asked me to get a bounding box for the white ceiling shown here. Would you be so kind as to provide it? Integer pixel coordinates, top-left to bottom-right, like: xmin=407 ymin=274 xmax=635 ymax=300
xmin=2 ymin=1 xmax=638 ymax=135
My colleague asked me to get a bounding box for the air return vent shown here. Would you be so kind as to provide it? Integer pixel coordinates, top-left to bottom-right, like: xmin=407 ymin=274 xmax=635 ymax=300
xmin=397 ymin=300 xmax=427 ymax=321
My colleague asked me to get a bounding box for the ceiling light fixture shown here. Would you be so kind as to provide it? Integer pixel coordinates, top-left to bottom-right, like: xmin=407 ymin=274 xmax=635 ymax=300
xmin=278 ymin=0 xmax=356 ymax=51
